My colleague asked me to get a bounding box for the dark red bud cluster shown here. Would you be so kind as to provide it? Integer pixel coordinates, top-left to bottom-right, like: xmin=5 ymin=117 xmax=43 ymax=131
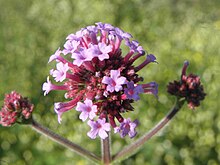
xmin=167 ymin=62 xmax=206 ymax=109
xmin=0 ymin=91 xmax=34 ymax=126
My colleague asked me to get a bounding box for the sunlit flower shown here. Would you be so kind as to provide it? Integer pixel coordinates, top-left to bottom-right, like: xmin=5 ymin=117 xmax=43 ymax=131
xmin=102 ymin=70 xmax=127 ymax=93
xmin=42 ymin=76 xmax=68 ymax=96
xmin=114 ymin=118 xmax=139 ymax=138
xmin=88 ymin=43 xmax=112 ymax=61
xmin=87 ymin=118 xmax=110 ymax=139
xmin=76 ymin=98 xmax=97 ymax=121
xmin=50 ymin=62 xmax=69 ymax=82
xmin=42 ymin=22 xmax=158 ymax=139
xmin=48 ymin=48 xmax=62 ymax=63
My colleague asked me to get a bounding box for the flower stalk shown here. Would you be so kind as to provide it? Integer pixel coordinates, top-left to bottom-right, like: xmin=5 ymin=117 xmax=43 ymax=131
xmin=101 ymin=132 xmax=111 ymax=165
xmin=112 ymin=98 xmax=185 ymax=162
xmin=30 ymin=119 xmax=101 ymax=163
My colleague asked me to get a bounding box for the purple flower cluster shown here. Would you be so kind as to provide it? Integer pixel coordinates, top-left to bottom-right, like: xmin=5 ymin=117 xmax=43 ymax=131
xmin=43 ymin=22 xmax=158 ymax=139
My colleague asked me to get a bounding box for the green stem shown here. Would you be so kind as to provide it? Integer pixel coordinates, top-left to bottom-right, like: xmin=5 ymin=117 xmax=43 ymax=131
xmin=101 ymin=132 xmax=111 ymax=165
xmin=31 ymin=119 xmax=101 ymax=163
xmin=112 ymin=99 xmax=185 ymax=162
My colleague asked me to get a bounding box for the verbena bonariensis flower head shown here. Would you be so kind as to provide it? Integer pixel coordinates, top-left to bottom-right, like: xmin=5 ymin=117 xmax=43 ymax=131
xmin=167 ymin=61 xmax=206 ymax=109
xmin=43 ymin=22 xmax=158 ymax=139
xmin=0 ymin=91 xmax=34 ymax=126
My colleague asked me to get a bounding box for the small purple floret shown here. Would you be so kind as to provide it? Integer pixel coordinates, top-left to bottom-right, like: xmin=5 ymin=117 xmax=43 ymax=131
xmin=72 ymin=49 xmax=94 ymax=66
xmin=95 ymin=22 xmax=114 ymax=31
xmin=42 ymin=76 xmax=52 ymax=96
xmin=76 ymin=99 xmax=97 ymax=122
xmin=146 ymin=54 xmax=157 ymax=63
xmin=102 ymin=70 xmax=127 ymax=93
xmin=142 ymin=82 xmax=158 ymax=98
xmin=124 ymin=81 xmax=144 ymax=101
xmin=87 ymin=118 xmax=111 ymax=139
xmin=63 ymin=40 xmax=80 ymax=55
xmin=48 ymin=48 xmax=62 ymax=63
xmin=87 ymin=43 xmax=112 ymax=61
xmin=115 ymin=118 xmax=139 ymax=138
xmin=125 ymin=40 xmax=144 ymax=54
xmin=50 ymin=62 xmax=69 ymax=82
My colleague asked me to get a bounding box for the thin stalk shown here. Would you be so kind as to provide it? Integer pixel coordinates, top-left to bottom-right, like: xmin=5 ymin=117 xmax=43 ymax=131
xmin=112 ymin=99 xmax=185 ymax=162
xmin=101 ymin=132 xmax=111 ymax=165
xmin=31 ymin=119 xmax=101 ymax=163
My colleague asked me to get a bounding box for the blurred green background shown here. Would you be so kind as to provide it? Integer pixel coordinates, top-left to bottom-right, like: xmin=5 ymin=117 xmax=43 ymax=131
xmin=0 ymin=0 xmax=219 ymax=164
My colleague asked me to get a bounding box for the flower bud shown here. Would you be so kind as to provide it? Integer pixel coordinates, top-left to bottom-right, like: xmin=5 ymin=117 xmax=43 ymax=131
xmin=0 ymin=91 xmax=34 ymax=126
xmin=167 ymin=61 xmax=206 ymax=109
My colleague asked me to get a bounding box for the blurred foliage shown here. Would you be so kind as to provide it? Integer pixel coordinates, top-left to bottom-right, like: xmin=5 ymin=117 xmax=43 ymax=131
xmin=0 ymin=0 xmax=220 ymax=164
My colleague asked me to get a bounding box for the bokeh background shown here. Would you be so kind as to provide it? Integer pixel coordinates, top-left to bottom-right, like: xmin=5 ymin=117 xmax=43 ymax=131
xmin=0 ymin=0 xmax=220 ymax=164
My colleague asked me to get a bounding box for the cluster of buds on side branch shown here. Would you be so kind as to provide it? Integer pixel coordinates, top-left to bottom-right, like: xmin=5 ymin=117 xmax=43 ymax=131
xmin=167 ymin=61 xmax=206 ymax=109
xmin=0 ymin=91 xmax=34 ymax=126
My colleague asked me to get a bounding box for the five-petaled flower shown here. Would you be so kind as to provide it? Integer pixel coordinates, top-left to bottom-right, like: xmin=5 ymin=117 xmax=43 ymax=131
xmin=102 ymin=70 xmax=127 ymax=93
xmin=50 ymin=62 xmax=69 ymax=82
xmin=87 ymin=118 xmax=111 ymax=139
xmin=76 ymin=99 xmax=97 ymax=122
xmin=42 ymin=22 xmax=158 ymax=139
xmin=114 ymin=118 xmax=139 ymax=138
xmin=123 ymin=81 xmax=144 ymax=101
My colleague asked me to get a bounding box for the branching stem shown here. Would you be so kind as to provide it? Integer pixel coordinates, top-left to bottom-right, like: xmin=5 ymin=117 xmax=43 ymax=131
xmin=30 ymin=119 xmax=101 ymax=163
xmin=112 ymin=99 xmax=185 ymax=162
